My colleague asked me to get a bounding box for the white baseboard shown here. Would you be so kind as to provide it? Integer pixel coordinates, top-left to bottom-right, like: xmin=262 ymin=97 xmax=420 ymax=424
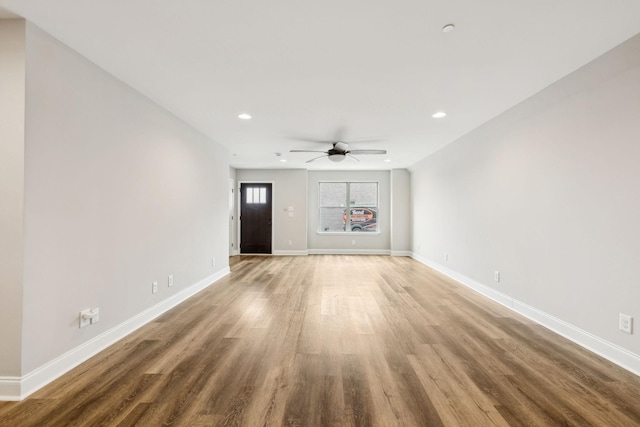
xmin=0 ymin=267 xmax=230 ymax=401
xmin=411 ymin=253 xmax=640 ymax=377
xmin=308 ymin=249 xmax=391 ymax=255
xmin=272 ymin=250 xmax=309 ymax=256
xmin=390 ymin=250 xmax=412 ymax=257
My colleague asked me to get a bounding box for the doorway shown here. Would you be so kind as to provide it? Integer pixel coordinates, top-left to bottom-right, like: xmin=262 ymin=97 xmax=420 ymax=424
xmin=240 ymin=183 xmax=272 ymax=254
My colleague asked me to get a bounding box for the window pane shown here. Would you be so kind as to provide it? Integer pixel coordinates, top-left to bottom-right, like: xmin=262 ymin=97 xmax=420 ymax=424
xmin=349 ymin=182 xmax=377 ymax=207
xmin=259 ymin=187 xmax=266 ymax=204
xmin=348 ymin=183 xmax=377 ymax=232
xmin=348 ymin=207 xmax=377 ymax=232
xmin=319 ymin=181 xmax=378 ymax=232
xmin=319 ymin=183 xmax=347 ymax=207
xmin=246 ymin=187 xmax=253 ymax=204
xmin=320 ymin=207 xmax=346 ymax=232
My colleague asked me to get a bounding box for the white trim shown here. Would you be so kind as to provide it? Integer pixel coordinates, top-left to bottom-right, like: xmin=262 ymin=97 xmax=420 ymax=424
xmin=272 ymin=250 xmax=309 ymax=256
xmin=390 ymin=250 xmax=412 ymax=257
xmin=317 ymin=231 xmax=381 ymax=236
xmin=412 ymin=253 xmax=512 ymax=308
xmin=317 ymin=180 xmax=379 ymax=235
xmin=512 ymin=299 xmax=640 ymax=376
xmin=411 ymin=253 xmax=640 ymax=377
xmin=1 ymin=267 xmax=230 ymax=401
xmin=308 ymin=249 xmax=390 ymax=255
xmin=229 ymin=177 xmax=236 ymax=256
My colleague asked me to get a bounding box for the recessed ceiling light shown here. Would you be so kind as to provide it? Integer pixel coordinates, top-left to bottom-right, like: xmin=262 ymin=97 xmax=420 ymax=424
xmin=384 ymin=159 xmax=391 ymax=163
xmin=238 ymin=113 xmax=252 ymax=120
xmin=442 ymin=24 xmax=455 ymax=33
xmin=280 ymin=159 xmax=287 ymax=163
xmin=432 ymin=111 xmax=447 ymax=119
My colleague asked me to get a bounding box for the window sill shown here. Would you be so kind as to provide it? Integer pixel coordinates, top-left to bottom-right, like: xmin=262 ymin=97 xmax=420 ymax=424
xmin=317 ymin=231 xmax=381 ymax=236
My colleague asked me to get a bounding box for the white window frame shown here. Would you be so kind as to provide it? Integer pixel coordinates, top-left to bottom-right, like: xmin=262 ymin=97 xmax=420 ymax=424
xmin=317 ymin=181 xmax=380 ymax=234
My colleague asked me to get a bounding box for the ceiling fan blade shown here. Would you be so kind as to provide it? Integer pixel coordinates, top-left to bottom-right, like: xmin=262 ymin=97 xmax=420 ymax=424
xmin=290 ymin=150 xmax=328 ymax=153
xmin=306 ymin=155 xmax=328 ymax=163
xmin=348 ymin=149 xmax=387 ymax=155
xmin=347 ymin=154 xmax=360 ymax=162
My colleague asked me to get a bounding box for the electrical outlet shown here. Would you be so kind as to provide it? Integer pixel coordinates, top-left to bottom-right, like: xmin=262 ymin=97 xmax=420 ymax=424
xmin=445 ymin=252 xmax=449 ymax=261
xmin=79 ymin=308 xmax=99 ymax=327
xmin=168 ymin=274 xmax=173 ymax=287
xmin=212 ymin=257 xmax=216 ymax=266
xmin=352 ymin=240 xmax=356 ymax=246
xmin=152 ymin=281 xmax=158 ymax=294
xmin=619 ymin=313 xmax=633 ymax=334
xmin=288 ymin=240 xmax=292 ymax=246
xmin=90 ymin=307 xmax=100 ymax=324
xmin=79 ymin=310 xmax=91 ymax=328
xmin=494 ymin=271 xmax=500 ymax=282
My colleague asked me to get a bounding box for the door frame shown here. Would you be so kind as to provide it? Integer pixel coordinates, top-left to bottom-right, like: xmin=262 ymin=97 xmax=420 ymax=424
xmin=229 ymin=178 xmax=236 ymax=256
xmin=238 ymin=180 xmax=275 ymax=255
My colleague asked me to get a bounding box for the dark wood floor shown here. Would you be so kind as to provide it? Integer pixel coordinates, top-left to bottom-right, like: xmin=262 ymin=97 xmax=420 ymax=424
xmin=2 ymin=255 xmax=640 ymax=426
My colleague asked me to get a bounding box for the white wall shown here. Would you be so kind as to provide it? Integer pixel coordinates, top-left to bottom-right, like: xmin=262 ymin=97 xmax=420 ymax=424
xmin=235 ymin=169 xmax=308 ymax=254
xmin=390 ymin=169 xmax=411 ymax=255
xmin=308 ymin=170 xmax=390 ymax=253
xmin=410 ymin=33 xmax=640 ymax=365
xmin=20 ymin=23 xmax=230 ymax=374
xmin=0 ymin=19 xmax=25 ymax=378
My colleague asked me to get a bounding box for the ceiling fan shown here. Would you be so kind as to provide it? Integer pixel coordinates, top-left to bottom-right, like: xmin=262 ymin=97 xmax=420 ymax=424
xmin=290 ymin=141 xmax=387 ymax=163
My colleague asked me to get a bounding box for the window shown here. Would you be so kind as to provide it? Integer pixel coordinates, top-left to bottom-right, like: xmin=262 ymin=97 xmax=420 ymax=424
xmin=245 ymin=186 xmax=267 ymax=204
xmin=319 ymin=182 xmax=378 ymax=232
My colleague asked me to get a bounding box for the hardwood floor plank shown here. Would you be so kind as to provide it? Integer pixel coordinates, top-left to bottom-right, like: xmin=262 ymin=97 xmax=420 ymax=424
xmin=341 ymin=354 xmax=374 ymax=427
xmin=2 ymin=255 xmax=640 ymax=426
xmin=0 ymin=400 xmax=57 ymax=427
xmin=240 ymin=366 xmax=292 ymax=426
xmin=21 ymin=339 xmax=163 ymax=426
xmin=114 ymin=402 xmax=152 ymax=427
xmin=407 ymin=350 xmax=509 ymax=427
xmin=360 ymin=335 xmax=426 ymax=426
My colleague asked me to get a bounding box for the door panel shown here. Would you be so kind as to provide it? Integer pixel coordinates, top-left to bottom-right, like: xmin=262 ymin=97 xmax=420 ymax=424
xmin=240 ymin=183 xmax=272 ymax=254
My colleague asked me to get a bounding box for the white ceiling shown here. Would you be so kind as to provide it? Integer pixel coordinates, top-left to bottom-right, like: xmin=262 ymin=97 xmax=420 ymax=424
xmin=2 ymin=1 xmax=640 ymax=170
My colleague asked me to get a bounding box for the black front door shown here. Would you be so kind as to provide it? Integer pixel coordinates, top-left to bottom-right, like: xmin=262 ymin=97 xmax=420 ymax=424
xmin=240 ymin=183 xmax=272 ymax=254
